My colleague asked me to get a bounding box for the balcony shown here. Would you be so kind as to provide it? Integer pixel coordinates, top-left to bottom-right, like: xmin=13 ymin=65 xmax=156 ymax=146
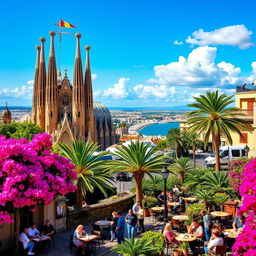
xmin=239 ymin=109 xmax=254 ymax=120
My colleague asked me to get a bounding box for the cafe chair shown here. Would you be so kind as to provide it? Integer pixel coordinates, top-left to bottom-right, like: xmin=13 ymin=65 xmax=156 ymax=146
xmin=69 ymin=233 xmax=83 ymax=255
xmin=209 ymin=244 xmax=227 ymax=256
xmin=18 ymin=242 xmax=29 ymax=256
xmin=89 ymin=230 xmax=101 ymax=252
xmin=164 ymin=236 xmax=177 ymax=255
xmin=149 ymin=209 xmax=156 ymax=222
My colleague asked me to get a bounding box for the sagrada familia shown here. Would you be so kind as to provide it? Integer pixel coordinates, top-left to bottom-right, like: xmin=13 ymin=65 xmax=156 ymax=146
xmin=31 ymin=31 xmax=118 ymax=149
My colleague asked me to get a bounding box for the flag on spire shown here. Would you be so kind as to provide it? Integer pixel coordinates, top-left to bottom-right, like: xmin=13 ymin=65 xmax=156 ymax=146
xmin=56 ymin=19 xmax=77 ymax=28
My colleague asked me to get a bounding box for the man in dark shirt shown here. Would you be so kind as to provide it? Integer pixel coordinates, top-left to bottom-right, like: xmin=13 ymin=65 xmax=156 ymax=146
xmin=125 ymin=209 xmax=138 ymax=239
xmin=42 ymin=220 xmax=55 ymax=239
xmin=157 ymin=192 xmax=165 ymax=206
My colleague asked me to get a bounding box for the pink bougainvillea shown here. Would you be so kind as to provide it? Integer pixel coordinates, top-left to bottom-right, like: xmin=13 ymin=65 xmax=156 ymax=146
xmin=232 ymin=159 xmax=256 ymax=255
xmin=0 ymin=133 xmax=77 ymax=224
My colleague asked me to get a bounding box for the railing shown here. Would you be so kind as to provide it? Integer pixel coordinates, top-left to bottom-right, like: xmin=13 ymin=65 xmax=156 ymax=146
xmin=239 ymin=109 xmax=254 ymax=117
xmin=236 ymin=83 xmax=256 ymax=92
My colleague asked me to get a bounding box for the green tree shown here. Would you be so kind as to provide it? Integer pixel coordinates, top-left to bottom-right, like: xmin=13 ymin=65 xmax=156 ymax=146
xmin=57 ymin=141 xmax=113 ymax=208
xmin=155 ymin=139 xmax=168 ymax=151
xmin=185 ymin=132 xmax=203 ymax=167
xmin=107 ymin=141 xmax=165 ymax=205
xmin=112 ymin=238 xmax=154 ymax=256
xmin=170 ymin=157 xmax=193 ymax=183
xmin=0 ymin=122 xmax=43 ymax=140
xmin=187 ymin=90 xmax=251 ymax=171
xmin=167 ymin=128 xmax=183 ymax=158
xmin=184 ymin=168 xmax=212 ymax=192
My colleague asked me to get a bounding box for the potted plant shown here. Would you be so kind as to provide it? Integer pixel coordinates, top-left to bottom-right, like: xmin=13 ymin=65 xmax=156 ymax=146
xmin=141 ymin=231 xmax=165 ymax=256
xmin=179 ymin=242 xmax=189 ymax=256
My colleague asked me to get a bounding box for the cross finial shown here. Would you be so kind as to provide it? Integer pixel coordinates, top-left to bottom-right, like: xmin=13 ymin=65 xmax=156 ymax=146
xmin=5 ymin=102 xmax=8 ymax=109
xmin=64 ymin=68 xmax=68 ymax=78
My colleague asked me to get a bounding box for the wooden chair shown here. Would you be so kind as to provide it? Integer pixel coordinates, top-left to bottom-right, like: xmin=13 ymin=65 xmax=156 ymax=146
xmin=164 ymin=236 xmax=178 ymax=255
xmin=209 ymin=244 xmax=227 ymax=256
xmin=149 ymin=209 xmax=156 ymax=221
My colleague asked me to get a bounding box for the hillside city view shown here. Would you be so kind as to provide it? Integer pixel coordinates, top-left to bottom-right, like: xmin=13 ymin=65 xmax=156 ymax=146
xmin=0 ymin=1 xmax=256 ymax=256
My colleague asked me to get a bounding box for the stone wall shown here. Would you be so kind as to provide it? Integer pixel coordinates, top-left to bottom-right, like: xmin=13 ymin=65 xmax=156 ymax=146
xmin=67 ymin=194 xmax=134 ymax=229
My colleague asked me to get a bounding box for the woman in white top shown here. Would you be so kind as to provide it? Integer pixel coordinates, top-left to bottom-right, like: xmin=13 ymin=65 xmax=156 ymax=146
xmin=204 ymin=229 xmax=224 ymax=253
xmin=73 ymin=225 xmax=87 ymax=247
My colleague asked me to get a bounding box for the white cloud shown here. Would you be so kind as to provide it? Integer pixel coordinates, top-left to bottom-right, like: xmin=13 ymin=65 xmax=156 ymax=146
xmin=186 ymin=25 xmax=253 ymax=49
xmin=173 ymin=40 xmax=183 ymax=45
xmin=91 ymin=74 xmax=97 ymax=81
xmin=103 ymin=78 xmax=129 ymax=99
xmin=0 ymin=80 xmax=33 ymax=98
xmin=133 ymin=84 xmax=176 ymax=99
xmin=153 ymin=46 xmax=242 ymax=88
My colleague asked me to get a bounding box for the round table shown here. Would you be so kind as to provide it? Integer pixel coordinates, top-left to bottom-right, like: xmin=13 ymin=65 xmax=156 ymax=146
xmin=175 ymin=233 xmax=197 ymax=242
xmin=184 ymin=197 xmax=197 ymax=202
xmin=151 ymin=207 xmax=164 ymax=212
xmin=168 ymin=202 xmax=180 ymax=206
xmin=211 ymin=211 xmax=230 ymax=217
xmin=224 ymin=229 xmax=241 ymax=239
xmin=172 ymin=215 xmax=189 ymax=221
xmin=95 ymin=220 xmax=111 ymax=226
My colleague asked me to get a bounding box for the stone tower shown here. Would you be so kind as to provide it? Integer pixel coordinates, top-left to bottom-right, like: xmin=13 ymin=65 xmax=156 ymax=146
xmin=72 ymin=33 xmax=85 ymax=139
xmin=36 ymin=37 xmax=46 ymax=129
xmin=84 ymin=46 xmax=95 ymax=141
xmin=45 ymin=31 xmax=58 ymax=134
xmin=32 ymin=45 xmax=41 ymax=123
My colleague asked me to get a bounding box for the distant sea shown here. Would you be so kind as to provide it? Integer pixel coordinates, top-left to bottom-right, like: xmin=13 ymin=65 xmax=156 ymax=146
xmin=140 ymin=122 xmax=180 ymax=136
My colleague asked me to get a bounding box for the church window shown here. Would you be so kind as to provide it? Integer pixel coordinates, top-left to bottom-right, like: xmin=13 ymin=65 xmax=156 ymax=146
xmin=50 ymin=111 xmax=53 ymax=117
xmin=62 ymin=94 xmax=70 ymax=106
xmin=78 ymin=112 xmax=80 ymax=117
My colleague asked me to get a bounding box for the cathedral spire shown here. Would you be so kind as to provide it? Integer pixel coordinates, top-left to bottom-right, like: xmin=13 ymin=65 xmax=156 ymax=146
xmin=84 ymin=46 xmax=95 ymax=141
xmin=45 ymin=31 xmax=58 ymax=134
xmin=32 ymin=45 xmax=41 ymax=123
xmin=36 ymin=37 xmax=46 ymax=129
xmin=72 ymin=33 xmax=85 ymax=139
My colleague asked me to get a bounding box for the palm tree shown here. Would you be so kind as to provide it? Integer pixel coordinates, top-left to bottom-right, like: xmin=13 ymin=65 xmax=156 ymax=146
xmin=167 ymin=128 xmax=183 ymax=158
xmin=187 ymin=90 xmax=251 ymax=171
xmin=185 ymin=132 xmax=203 ymax=167
xmin=107 ymin=141 xmax=165 ymax=205
xmin=194 ymin=190 xmax=214 ymax=210
xmin=57 ymin=141 xmax=113 ymax=208
xmin=201 ymin=171 xmax=231 ymax=194
xmin=112 ymin=238 xmax=154 ymax=256
xmin=184 ymin=168 xmax=212 ymax=192
xmin=170 ymin=157 xmax=193 ymax=183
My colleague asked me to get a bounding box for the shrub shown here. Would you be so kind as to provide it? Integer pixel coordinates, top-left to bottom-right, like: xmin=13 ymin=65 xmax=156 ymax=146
xmin=185 ymin=203 xmax=205 ymax=218
xmin=141 ymin=231 xmax=165 ymax=256
xmin=143 ymin=196 xmax=158 ymax=209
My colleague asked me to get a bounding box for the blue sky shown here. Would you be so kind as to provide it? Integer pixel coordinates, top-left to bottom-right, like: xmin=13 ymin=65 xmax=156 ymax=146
xmin=1 ymin=0 xmax=256 ymax=107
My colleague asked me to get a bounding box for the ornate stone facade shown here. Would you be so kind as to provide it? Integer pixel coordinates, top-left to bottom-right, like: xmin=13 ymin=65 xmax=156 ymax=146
xmin=0 ymin=104 xmax=12 ymax=124
xmin=31 ymin=31 xmax=117 ymax=149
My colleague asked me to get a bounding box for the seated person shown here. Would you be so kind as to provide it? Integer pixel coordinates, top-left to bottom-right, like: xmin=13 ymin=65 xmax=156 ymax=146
xmin=28 ymin=223 xmax=40 ymax=238
xmin=232 ymin=215 xmax=245 ymax=230
xmin=172 ymin=197 xmax=185 ymax=213
xmin=42 ymin=220 xmax=55 ymax=239
xmin=73 ymin=224 xmax=87 ymax=248
xmin=163 ymin=217 xmax=179 ymax=245
xmin=157 ymin=192 xmax=165 ymax=206
xmin=19 ymin=227 xmax=35 ymax=255
xmin=168 ymin=191 xmax=174 ymax=202
xmin=188 ymin=219 xmax=203 ymax=255
xmin=204 ymin=229 xmax=224 ymax=253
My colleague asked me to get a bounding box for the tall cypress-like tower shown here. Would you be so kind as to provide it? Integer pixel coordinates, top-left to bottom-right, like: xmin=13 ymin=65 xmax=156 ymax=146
xmin=72 ymin=33 xmax=85 ymax=139
xmin=45 ymin=31 xmax=58 ymax=134
xmin=84 ymin=46 xmax=95 ymax=141
xmin=36 ymin=37 xmax=46 ymax=129
xmin=32 ymin=45 xmax=41 ymax=123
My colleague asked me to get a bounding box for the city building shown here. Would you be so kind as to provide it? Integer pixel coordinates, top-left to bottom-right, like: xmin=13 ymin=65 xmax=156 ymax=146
xmin=31 ymin=31 xmax=118 ymax=149
xmin=0 ymin=103 xmax=12 ymax=124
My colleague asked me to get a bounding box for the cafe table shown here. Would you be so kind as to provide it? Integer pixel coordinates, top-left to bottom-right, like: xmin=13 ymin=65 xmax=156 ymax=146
xmin=172 ymin=215 xmax=189 ymax=221
xmin=224 ymin=229 xmax=241 ymax=239
xmin=33 ymin=235 xmax=51 ymax=242
xmin=168 ymin=202 xmax=180 ymax=206
xmin=175 ymin=233 xmax=197 ymax=242
xmin=95 ymin=220 xmax=111 ymax=227
xmin=79 ymin=234 xmax=100 ymax=242
xmin=211 ymin=211 xmax=230 ymax=217
xmin=151 ymin=206 xmax=164 ymax=212
xmin=184 ymin=197 xmax=197 ymax=202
